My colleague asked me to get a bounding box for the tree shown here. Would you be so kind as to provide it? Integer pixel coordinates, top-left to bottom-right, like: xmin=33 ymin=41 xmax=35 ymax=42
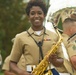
xmin=0 ymin=0 xmax=31 ymax=61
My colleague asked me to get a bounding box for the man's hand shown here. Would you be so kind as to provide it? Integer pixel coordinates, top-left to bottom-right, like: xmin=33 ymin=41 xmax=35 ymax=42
xmin=48 ymin=53 xmax=63 ymax=67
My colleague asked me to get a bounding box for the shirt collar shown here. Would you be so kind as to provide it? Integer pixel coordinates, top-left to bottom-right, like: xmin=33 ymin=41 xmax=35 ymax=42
xmin=27 ymin=27 xmax=34 ymax=35
xmin=27 ymin=27 xmax=49 ymax=36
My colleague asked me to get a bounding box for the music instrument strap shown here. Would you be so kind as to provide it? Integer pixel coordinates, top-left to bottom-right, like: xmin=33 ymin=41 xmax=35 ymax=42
xmin=27 ymin=28 xmax=45 ymax=62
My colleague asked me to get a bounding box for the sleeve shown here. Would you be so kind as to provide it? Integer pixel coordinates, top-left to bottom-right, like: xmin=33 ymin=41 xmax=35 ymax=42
xmin=2 ymin=56 xmax=10 ymax=71
xmin=17 ymin=55 xmax=26 ymax=70
xmin=10 ymin=34 xmax=23 ymax=63
xmin=67 ymin=41 xmax=76 ymax=58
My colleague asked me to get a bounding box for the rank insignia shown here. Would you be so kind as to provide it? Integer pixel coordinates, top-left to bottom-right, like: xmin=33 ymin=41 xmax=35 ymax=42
xmin=72 ymin=45 xmax=76 ymax=50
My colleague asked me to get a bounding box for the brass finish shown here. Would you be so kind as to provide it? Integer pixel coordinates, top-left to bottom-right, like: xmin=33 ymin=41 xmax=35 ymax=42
xmin=32 ymin=29 xmax=63 ymax=75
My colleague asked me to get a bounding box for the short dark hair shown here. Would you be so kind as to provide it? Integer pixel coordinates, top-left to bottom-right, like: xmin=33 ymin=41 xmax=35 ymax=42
xmin=63 ymin=18 xmax=76 ymax=23
xmin=25 ymin=0 xmax=47 ymax=16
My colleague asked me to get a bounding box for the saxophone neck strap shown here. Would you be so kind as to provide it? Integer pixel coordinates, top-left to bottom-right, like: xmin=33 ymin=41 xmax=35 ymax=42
xmin=27 ymin=29 xmax=45 ymax=60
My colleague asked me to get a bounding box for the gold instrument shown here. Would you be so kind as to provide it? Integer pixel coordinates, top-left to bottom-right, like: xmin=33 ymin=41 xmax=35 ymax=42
xmin=32 ymin=28 xmax=63 ymax=75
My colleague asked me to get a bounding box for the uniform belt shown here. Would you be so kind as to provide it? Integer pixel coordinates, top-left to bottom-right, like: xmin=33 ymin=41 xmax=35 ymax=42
xmin=26 ymin=65 xmax=51 ymax=72
xmin=26 ymin=65 xmax=36 ymax=72
xmin=26 ymin=65 xmax=71 ymax=75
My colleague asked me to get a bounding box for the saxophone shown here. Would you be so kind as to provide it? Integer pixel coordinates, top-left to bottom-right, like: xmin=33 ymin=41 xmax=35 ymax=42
xmin=32 ymin=29 xmax=63 ymax=75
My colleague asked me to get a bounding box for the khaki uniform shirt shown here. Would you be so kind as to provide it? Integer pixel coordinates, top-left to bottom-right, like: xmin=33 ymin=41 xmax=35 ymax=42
xmin=10 ymin=27 xmax=66 ymax=71
xmin=67 ymin=34 xmax=76 ymax=75
xmin=62 ymin=33 xmax=76 ymax=75
xmin=67 ymin=34 xmax=76 ymax=58
xmin=2 ymin=55 xmax=25 ymax=71
xmin=62 ymin=33 xmax=69 ymax=46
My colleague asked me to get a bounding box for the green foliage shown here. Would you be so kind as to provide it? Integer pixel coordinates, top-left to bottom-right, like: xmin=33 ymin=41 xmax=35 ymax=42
xmin=0 ymin=72 xmax=3 ymax=75
xmin=58 ymin=18 xmax=63 ymax=30
xmin=0 ymin=0 xmax=31 ymax=61
xmin=42 ymin=0 xmax=50 ymax=10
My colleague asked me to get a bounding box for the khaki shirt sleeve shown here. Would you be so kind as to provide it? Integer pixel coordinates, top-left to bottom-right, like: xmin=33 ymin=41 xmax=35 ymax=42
xmin=17 ymin=55 xmax=25 ymax=70
xmin=10 ymin=34 xmax=23 ymax=62
xmin=67 ymin=41 xmax=76 ymax=58
xmin=2 ymin=56 xmax=10 ymax=71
